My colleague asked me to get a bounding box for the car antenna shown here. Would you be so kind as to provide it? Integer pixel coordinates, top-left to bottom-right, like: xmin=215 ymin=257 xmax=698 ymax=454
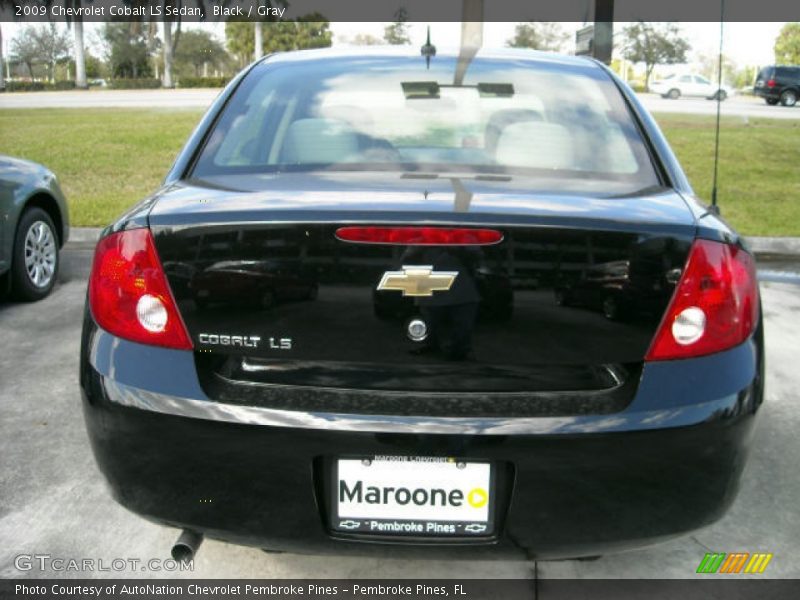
xmin=710 ymin=0 xmax=725 ymax=215
xmin=421 ymin=26 xmax=437 ymax=70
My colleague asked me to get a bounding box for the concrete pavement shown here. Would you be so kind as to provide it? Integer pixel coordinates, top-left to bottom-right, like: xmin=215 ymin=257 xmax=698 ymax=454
xmin=0 ymin=89 xmax=221 ymax=110
xmin=637 ymin=93 xmax=800 ymax=120
xmin=1 ymin=88 xmax=798 ymax=119
xmin=0 ymin=245 xmax=798 ymax=579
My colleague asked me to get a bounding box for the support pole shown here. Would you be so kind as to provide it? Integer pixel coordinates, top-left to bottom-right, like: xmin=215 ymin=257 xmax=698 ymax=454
xmin=593 ymin=0 xmax=614 ymax=65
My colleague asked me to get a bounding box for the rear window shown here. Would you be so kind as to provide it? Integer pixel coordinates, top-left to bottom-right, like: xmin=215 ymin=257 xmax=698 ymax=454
xmin=758 ymin=67 xmax=775 ymax=80
xmin=191 ymin=53 xmax=659 ymax=193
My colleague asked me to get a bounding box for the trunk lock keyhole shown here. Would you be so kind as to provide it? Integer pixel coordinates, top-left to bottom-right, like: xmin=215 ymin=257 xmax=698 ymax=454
xmin=407 ymin=318 xmax=428 ymax=342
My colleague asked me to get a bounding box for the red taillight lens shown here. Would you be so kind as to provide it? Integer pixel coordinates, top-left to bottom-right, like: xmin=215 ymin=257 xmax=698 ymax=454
xmin=88 ymin=229 xmax=192 ymax=350
xmin=646 ymin=239 xmax=758 ymax=361
xmin=335 ymin=226 xmax=503 ymax=246
xmin=767 ymin=79 xmax=776 ymax=88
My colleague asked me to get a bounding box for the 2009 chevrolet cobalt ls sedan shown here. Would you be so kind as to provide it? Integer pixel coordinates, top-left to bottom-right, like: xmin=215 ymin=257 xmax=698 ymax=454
xmin=80 ymin=47 xmax=763 ymax=560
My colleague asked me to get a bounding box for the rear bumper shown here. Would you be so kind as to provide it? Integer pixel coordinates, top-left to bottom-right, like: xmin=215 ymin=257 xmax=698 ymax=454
xmin=80 ymin=323 xmax=763 ymax=560
xmin=754 ymin=88 xmax=779 ymax=100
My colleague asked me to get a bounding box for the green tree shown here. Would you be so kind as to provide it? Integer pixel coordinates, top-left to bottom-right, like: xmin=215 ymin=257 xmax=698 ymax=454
xmin=774 ymin=22 xmax=800 ymax=64
xmin=102 ymin=23 xmax=153 ymax=79
xmin=10 ymin=26 xmax=41 ymax=79
xmin=610 ymin=58 xmax=634 ymax=81
xmin=506 ymin=22 xmax=567 ymax=52
xmin=34 ymin=24 xmax=72 ymax=82
xmin=67 ymin=53 xmax=106 ymax=80
xmin=11 ymin=24 xmax=71 ymax=82
xmin=9 ymin=1 xmax=84 ymax=87
xmin=226 ymin=22 xmax=253 ymax=67
xmin=174 ymin=30 xmax=229 ymax=77
xmin=622 ymin=22 xmax=690 ymax=91
xmin=384 ymin=8 xmax=410 ymax=45
xmin=226 ymin=16 xmax=332 ymax=67
xmin=83 ymin=54 xmax=106 ymax=79
xmin=349 ymin=33 xmax=383 ymax=46
xmin=286 ymin=15 xmax=332 ymax=51
xmin=697 ymin=52 xmax=737 ymax=85
xmin=733 ymin=65 xmax=757 ymax=89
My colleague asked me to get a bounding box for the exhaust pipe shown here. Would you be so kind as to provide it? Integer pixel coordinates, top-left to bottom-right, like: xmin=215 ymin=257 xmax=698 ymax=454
xmin=171 ymin=529 xmax=203 ymax=562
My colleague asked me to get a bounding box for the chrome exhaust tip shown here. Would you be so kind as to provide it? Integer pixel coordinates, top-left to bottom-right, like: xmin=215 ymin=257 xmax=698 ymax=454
xmin=171 ymin=529 xmax=203 ymax=562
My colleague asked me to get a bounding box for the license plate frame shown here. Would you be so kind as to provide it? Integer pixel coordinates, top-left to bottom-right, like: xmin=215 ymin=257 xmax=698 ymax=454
xmin=331 ymin=456 xmax=496 ymax=537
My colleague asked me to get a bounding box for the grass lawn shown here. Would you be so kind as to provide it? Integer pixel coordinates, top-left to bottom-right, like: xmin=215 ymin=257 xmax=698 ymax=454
xmin=656 ymin=114 xmax=800 ymax=237
xmin=0 ymin=108 xmax=203 ymax=227
xmin=0 ymin=108 xmax=798 ymax=235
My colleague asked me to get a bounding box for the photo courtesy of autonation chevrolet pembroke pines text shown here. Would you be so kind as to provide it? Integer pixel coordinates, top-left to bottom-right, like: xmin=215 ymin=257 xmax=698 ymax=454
xmin=1 ymin=0 xmax=799 ymax=598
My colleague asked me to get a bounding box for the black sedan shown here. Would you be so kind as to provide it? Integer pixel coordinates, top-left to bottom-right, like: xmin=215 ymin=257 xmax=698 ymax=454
xmin=1 ymin=155 xmax=69 ymax=300
xmin=80 ymin=48 xmax=763 ymax=561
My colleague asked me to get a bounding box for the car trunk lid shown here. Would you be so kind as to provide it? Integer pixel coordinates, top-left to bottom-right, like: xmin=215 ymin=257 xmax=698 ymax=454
xmin=149 ymin=174 xmax=695 ymax=397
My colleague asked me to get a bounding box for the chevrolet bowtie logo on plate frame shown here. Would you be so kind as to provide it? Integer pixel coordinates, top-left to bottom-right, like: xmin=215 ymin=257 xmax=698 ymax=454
xmin=377 ymin=266 xmax=458 ymax=297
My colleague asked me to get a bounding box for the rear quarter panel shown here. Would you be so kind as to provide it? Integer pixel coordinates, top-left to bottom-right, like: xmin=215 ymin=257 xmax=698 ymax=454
xmin=0 ymin=156 xmax=69 ymax=273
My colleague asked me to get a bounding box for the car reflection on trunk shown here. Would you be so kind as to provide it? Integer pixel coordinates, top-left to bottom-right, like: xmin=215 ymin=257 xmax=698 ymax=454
xmin=553 ymin=237 xmax=679 ymax=322
xmin=189 ymin=259 xmax=318 ymax=310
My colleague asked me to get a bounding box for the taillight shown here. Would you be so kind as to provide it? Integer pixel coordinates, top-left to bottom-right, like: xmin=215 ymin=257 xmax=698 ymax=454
xmin=335 ymin=226 xmax=503 ymax=246
xmin=767 ymin=79 xmax=776 ymax=88
xmin=88 ymin=229 xmax=192 ymax=350
xmin=646 ymin=239 xmax=758 ymax=361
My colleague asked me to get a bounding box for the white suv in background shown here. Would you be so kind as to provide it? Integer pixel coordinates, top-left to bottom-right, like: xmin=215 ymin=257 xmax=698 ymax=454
xmin=650 ymin=73 xmax=733 ymax=100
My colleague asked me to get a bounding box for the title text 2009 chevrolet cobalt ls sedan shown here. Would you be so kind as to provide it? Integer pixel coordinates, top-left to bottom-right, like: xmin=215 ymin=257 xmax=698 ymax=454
xmin=80 ymin=48 xmax=762 ymax=560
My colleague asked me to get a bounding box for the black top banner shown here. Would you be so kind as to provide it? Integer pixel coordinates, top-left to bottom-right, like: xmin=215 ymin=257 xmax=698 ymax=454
xmin=0 ymin=0 xmax=799 ymax=23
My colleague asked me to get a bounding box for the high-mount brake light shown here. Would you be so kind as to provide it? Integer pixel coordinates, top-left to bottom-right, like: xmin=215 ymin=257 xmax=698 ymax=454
xmin=88 ymin=229 xmax=192 ymax=350
xmin=646 ymin=239 xmax=758 ymax=361
xmin=335 ymin=226 xmax=504 ymax=246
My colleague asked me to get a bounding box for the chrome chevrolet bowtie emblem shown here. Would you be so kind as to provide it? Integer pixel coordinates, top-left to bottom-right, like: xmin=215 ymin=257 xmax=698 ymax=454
xmin=377 ymin=265 xmax=458 ymax=297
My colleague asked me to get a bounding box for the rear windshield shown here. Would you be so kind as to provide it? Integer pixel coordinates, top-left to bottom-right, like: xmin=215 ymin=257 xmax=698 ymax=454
xmin=191 ymin=53 xmax=659 ymax=193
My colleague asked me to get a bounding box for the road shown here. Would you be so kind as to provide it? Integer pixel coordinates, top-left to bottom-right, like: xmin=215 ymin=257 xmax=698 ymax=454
xmin=638 ymin=93 xmax=800 ymax=119
xmin=1 ymin=89 xmax=799 ymax=119
xmin=0 ymin=89 xmax=220 ymax=110
xmin=0 ymin=245 xmax=798 ymax=580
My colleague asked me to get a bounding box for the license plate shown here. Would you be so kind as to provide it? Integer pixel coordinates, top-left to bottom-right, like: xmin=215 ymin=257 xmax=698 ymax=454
xmin=332 ymin=456 xmax=494 ymax=537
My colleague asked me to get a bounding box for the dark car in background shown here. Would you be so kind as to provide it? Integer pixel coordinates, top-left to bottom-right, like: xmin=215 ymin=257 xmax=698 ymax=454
xmin=190 ymin=259 xmax=318 ymax=309
xmin=80 ymin=48 xmax=763 ymax=561
xmin=555 ymin=260 xmax=637 ymax=320
xmin=554 ymin=240 xmax=684 ymax=321
xmin=754 ymin=65 xmax=800 ymax=106
xmin=0 ymin=155 xmax=69 ymax=300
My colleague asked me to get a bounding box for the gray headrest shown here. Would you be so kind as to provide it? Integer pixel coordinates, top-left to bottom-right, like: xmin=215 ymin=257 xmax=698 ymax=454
xmin=494 ymin=121 xmax=575 ymax=170
xmin=282 ymin=118 xmax=359 ymax=164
